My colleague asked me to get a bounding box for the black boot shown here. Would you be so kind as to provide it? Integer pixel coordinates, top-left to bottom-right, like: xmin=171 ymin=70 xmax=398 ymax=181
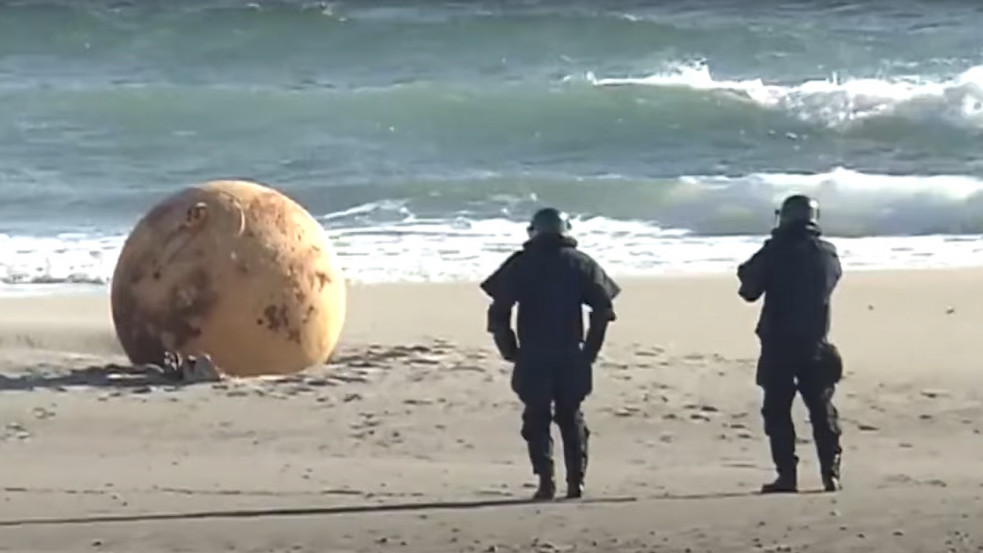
xmin=561 ymin=447 xmax=586 ymax=499
xmin=524 ymin=430 xmax=554 ymax=501
xmin=761 ymin=466 xmax=798 ymax=494
xmin=821 ymin=453 xmax=842 ymax=492
xmin=822 ymin=473 xmax=841 ymax=492
xmin=565 ymin=479 xmax=584 ymax=499
xmin=532 ymin=474 xmax=556 ymax=501
xmin=762 ymin=419 xmax=798 ymax=494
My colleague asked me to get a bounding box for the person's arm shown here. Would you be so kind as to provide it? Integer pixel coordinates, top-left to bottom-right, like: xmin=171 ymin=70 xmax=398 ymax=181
xmin=479 ymin=253 xmax=522 ymax=361
xmin=486 ymin=299 xmax=518 ymax=361
xmin=581 ymin=259 xmax=621 ymax=362
xmin=737 ymin=241 xmax=771 ymax=302
xmin=821 ymin=240 xmax=842 ymax=298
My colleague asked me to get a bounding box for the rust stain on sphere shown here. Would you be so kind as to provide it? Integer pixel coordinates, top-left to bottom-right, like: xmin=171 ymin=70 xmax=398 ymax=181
xmin=110 ymin=180 xmax=347 ymax=377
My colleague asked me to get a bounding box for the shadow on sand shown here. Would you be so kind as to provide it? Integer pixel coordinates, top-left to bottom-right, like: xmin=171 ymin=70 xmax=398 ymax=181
xmin=0 ymin=489 xmax=820 ymax=528
xmin=0 ymin=495 xmax=640 ymax=527
xmin=0 ymin=363 xmax=191 ymax=392
xmin=0 ymin=487 xmax=828 ymax=528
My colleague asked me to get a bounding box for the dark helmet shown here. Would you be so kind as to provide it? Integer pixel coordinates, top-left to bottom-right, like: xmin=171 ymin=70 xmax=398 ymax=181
xmin=527 ymin=207 xmax=572 ymax=238
xmin=775 ymin=194 xmax=819 ymax=227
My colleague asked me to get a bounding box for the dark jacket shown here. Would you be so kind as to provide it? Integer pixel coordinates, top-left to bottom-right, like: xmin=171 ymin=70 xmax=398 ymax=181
xmin=737 ymin=222 xmax=841 ymax=343
xmin=480 ymin=234 xmax=620 ymax=402
xmin=480 ymin=234 xmax=620 ymax=355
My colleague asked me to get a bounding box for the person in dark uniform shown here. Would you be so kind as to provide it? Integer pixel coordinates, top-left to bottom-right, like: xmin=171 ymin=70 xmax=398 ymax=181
xmin=480 ymin=208 xmax=620 ymax=501
xmin=737 ymin=194 xmax=844 ymax=494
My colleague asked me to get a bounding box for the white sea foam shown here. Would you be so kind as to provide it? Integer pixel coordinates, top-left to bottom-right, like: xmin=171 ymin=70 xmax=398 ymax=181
xmin=672 ymin=167 xmax=983 ymax=237
xmin=3 ymin=169 xmax=983 ymax=291
xmin=328 ymin=217 xmax=983 ymax=283
xmin=587 ymin=62 xmax=983 ymax=130
xmin=2 ymin=204 xmax=983 ymax=295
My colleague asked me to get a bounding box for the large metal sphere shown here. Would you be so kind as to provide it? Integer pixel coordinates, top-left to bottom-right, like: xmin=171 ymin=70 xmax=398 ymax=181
xmin=110 ymin=180 xmax=347 ymax=377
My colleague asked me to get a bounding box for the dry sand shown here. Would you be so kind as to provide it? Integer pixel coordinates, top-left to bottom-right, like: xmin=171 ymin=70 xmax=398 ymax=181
xmin=1 ymin=269 xmax=983 ymax=552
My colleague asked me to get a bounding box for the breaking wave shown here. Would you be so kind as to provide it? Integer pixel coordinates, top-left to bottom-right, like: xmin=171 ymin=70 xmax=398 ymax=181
xmin=585 ymin=61 xmax=983 ymax=132
xmin=4 ymin=168 xmax=983 ymax=289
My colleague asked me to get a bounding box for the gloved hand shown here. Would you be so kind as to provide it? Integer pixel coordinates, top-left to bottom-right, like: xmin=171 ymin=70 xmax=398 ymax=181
xmin=492 ymin=329 xmax=519 ymax=362
xmin=583 ymin=308 xmax=612 ymax=364
xmin=583 ymin=326 xmax=606 ymax=363
xmin=582 ymin=344 xmax=599 ymax=364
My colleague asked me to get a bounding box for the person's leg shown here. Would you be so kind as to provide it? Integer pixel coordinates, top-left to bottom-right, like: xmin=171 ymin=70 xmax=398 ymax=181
xmin=758 ymin=342 xmax=800 ymax=493
xmin=520 ymin=397 xmax=555 ymax=500
xmin=799 ymin=371 xmax=843 ymax=491
xmin=554 ymin=395 xmax=589 ymax=498
xmin=760 ymin=379 xmax=799 ymax=493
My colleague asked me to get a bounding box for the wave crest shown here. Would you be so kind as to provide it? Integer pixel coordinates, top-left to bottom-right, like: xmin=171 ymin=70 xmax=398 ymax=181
xmin=4 ymin=168 xmax=983 ymax=289
xmin=587 ymin=61 xmax=983 ymax=131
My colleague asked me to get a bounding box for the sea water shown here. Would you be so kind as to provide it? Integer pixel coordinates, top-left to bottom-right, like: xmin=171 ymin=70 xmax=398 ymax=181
xmin=2 ymin=0 xmax=983 ymax=288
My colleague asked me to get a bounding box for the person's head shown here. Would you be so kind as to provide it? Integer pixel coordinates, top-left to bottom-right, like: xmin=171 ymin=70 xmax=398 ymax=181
xmin=775 ymin=194 xmax=819 ymax=228
xmin=527 ymin=207 xmax=572 ymax=240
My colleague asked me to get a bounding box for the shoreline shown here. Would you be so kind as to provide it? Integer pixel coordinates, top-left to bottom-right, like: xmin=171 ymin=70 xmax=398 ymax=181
xmin=4 ymin=260 xmax=983 ymax=297
xmin=3 ymin=231 xmax=983 ymax=292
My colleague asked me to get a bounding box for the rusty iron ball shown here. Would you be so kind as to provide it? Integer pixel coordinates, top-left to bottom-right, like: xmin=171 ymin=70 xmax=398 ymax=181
xmin=110 ymin=180 xmax=347 ymax=377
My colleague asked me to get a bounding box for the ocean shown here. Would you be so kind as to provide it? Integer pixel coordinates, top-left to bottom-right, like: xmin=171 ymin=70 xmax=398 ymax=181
xmin=2 ymin=0 xmax=983 ymax=290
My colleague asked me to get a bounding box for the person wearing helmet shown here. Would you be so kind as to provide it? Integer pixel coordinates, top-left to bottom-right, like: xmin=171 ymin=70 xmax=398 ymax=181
xmin=738 ymin=194 xmax=844 ymax=494
xmin=480 ymin=207 xmax=620 ymax=501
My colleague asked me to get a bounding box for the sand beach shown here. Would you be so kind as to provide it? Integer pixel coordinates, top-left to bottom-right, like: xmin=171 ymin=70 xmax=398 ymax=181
xmin=1 ymin=270 xmax=982 ymax=551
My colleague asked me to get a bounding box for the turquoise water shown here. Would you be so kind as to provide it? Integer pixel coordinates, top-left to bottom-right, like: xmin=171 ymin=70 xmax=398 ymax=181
xmin=2 ymin=0 xmax=983 ymax=285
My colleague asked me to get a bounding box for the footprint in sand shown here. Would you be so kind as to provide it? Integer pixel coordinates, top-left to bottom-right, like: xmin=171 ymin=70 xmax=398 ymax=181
xmin=613 ymin=406 xmax=642 ymax=417
xmin=683 ymin=404 xmax=720 ymax=420
xmin=2 ymin=422 xmax=31 ymax=441
xmin=330 ymin=373 xmax=372 ymax=384
xmin=31 ymin=407 xmax=55 ymax=420
xmin=410 ymin=355 xmax=442 ymax=365
xmin=403 ymin=398 xmax=435 ymax=406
